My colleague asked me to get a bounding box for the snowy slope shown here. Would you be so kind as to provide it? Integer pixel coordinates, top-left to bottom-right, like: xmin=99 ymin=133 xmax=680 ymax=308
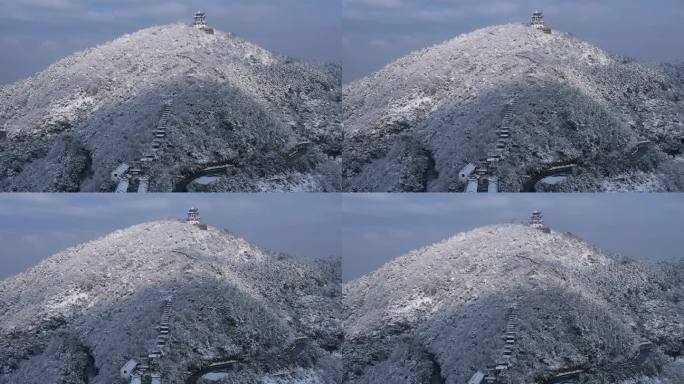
xmin=0 ymin=221 xmax=342 ymax=384
xmin=343 ymin=23 xmax=684 ymax=192
xmin=343 ymin=224 xmax=684 ymax=383
xmin=0 ymin=23 xmax=341 ymax=192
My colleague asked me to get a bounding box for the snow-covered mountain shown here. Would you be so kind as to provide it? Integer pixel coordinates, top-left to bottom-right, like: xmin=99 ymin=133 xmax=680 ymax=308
xmin=343 ymin=224 xmax=684 ymax=383
xmin=2 ymin=219 xmax=682 ymax=384
xmin=343 ymin=23 xmax=684 ymax=192
xmin=0 ymin=221 xmax=342 ymax=383
xmin=0 ymin=22 xmax=341 ymax=192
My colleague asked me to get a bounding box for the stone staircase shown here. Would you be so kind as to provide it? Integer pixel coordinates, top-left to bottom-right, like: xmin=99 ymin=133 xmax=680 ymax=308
xmin=112 ymin=100 xmax=173 ymax=193
xmin=479 ymin=303 xmax=520 ymax=384
xmin=463 ymin=96 xmax=517 ymax=193
xmin=124 ymin=293 xmax=176 ymax=384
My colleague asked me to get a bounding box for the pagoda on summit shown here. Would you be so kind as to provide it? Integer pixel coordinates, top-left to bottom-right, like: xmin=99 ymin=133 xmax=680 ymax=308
xmin=529 ymin=210 xmax=550 ymax=233
xmin=193 ymin=11 xmax=207 ymax=28
xmin=530 ymin=11 xmax=552 ymax=34
xmin=529 ymin=210 xmax=544 ymax=228
xmin=531 ymin=11 xmax=544 ymax=29
xmin=187 ymin=207 xmax=201 ymax=225
xmin=186 ymin=207 xmax=208 ymax=230
xmin=192 ymin=11 xmax=214 ymax=34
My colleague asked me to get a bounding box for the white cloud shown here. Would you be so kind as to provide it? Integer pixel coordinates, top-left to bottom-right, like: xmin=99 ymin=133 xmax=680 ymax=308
xmin=344 ymin=0 xmax=407 ymax=9
xmin=0 ymin=0 xmax=79 ymax=10
xmin=40 ymin=40 xmax=59 ymax=50
xmin=20 ymin=234 xmax=42 ymax=244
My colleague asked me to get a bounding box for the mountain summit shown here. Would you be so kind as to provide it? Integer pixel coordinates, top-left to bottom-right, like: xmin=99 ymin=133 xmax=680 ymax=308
xmin=0 ymin=21 xmax=341 ymax=192
xmin=343 ymin=23 xmax=684 ymax=192
xmin=343 ymin=224 xmax=684 ymax=383
xmin=0 ymin=220 xmax=342 ymax=383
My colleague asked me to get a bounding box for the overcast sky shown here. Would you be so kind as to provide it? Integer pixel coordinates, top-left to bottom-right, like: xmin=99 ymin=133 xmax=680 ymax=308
xmin=0 ymin=0 xmax=341 ymax=85
xmin=342 ymin=194 xmax=684 ymax=280
xmin=343 ymin=0 xmax=684 ymax=83
xmin=1 ymin=194 xmax=682 ymax=281
xmin=0 ymin=194 xmax=341 ymax=279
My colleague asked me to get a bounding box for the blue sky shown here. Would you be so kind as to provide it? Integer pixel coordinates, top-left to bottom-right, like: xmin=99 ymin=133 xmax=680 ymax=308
xmin=0 ymin=194 xmax=342 ymax=279
xmin=1 ymin=194 xmax=682 ymax=281
xmin=342 ymin=194 xmax=684 ymax=280
xmin=4 ymin=1 xmax=683 ymax=84
xmin=0 ymin=0 xmax=341 ymax=84
xmin=343 ymin=0 xmax=684 ymax=82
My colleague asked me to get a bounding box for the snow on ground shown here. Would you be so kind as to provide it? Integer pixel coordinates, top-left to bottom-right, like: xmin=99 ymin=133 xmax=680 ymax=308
xmin=44 ymin=93 xmax=97 ymax=128
xmin=540 ymin=175 xmax=568 ymax=185
xmin=0 ymin=22 xmax=341 ymax=192
xmin=0 ymin=220 xmax=343 ymax=383
xmin=254 ymin=173 xmax=322 ymax=192
xmin=343 ymin=23 xmax=684 ymax=192
xmin=192 ymin=176 xmax=221 ymax=185
xmin=201 ymin=372 xmax=228 ymax=381
xmin=601 ymin=171 xmax=665 ymax=192
xmin=385 ymin=93 xmax=434 ymax=126
xmin=0 ymin=220 xmax=680 ymax=383
xmin=46 ymin=288 xmax=90 ymax=312
xmin=262 ymin=368 xmax=326 ymax=384
xmin=343 ymin=224 xmax=684 ymax=383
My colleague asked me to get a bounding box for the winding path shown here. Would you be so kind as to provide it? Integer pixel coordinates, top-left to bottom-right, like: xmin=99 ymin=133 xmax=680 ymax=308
xmin=184 ymin=360 xmax=239 ymax=384
xmin=172 ymin=161 xmax=238 ymax=192
xmin=521 ymin=163 xmax=577 ymax=192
